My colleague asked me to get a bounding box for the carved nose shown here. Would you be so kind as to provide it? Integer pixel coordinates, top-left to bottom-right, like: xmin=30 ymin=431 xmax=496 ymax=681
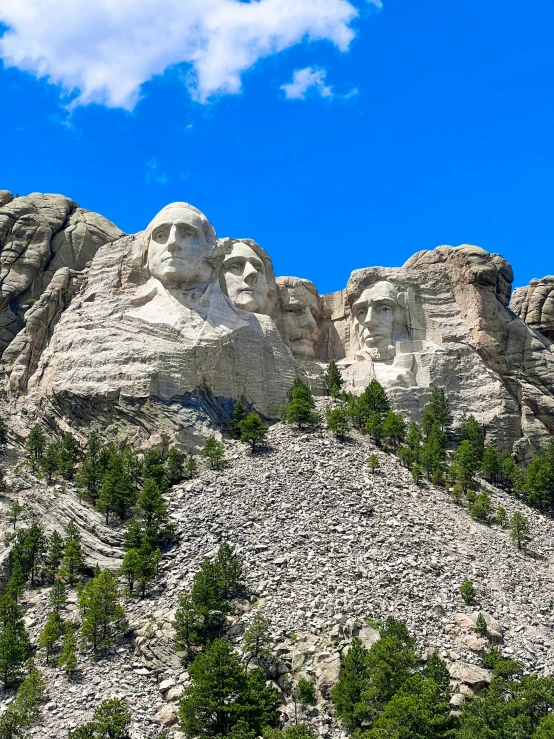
xmin=166 ymin=225 xmax=180 ymax=253
xmin=243 ymin=263 xmax=258 ymax=286
xmin=300 ymin=307 xmax=316 ymax=328
xmin=364 ymin=307 xmax=378 ymax=327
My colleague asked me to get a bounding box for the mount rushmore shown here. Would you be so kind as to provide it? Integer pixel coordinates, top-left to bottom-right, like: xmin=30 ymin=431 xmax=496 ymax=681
xmin=0 ymin=190 xmax=553 ymax=461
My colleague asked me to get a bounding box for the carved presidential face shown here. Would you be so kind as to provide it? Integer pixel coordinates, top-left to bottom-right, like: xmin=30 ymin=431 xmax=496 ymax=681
xmin=222 ymin=243 xmax=269 ymax=313
xmin=147 ymin=204 xmax=215 ymax=287
xmin=352 ymin=281 xmax=399 ymax=353
xmin=279 ymin=280 xmax=321 ymax=359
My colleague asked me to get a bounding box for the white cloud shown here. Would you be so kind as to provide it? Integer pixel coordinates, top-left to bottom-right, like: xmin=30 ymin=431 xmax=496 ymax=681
xmin=280 ymin=66 xmax=334 ymax=99
xmin=146 ymin=158 xmax=169 ymax=185
xmin=0 ymin=0 xmax=381 ymax=110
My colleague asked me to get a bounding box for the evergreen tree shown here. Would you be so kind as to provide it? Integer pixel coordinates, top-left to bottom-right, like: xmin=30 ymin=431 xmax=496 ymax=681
xmin=239 ymin=413 xmax=269 ymax=452
xmin=325 ymin=407 xmax=350 ymax=440
xmin=406 ymin=422 xmax=422 ymax=462
xmin=496 ymin=506 xmax=508 ymax=527
xmin=460 ymin=415 xmax=485 ymax=461
xmin=49 ymin=577 xmax=67 ymax=613
xmin=230 ymin=401 xmax=248 ymax=440
xmin=475 ymin=613 xmax=488 ymax=637
xmin=174 ymin=594 xmax=203 ymax=665
xmin=184 ymin=455 xmax=198 ymax=480
xmin=135 ymin=541 xmax=158 ymax=598
xmin=96 ymin=454 xmax=136 ymax=523
xmin=0 ymin=659 xmax=45 ymax=738
xmin=469 ymin=491 xmax=493 ymax=523
xmin=214 ymin=542 xmax=243 ymax=600
xmin=78 ymin=570 xmax=126 ymax=658
xmin=120 ymin=549 xmax=141 ymax=595
xmin=38 ymin=610 xmax=62 ymax=663
xmin=481 ymin=446 xmax=501 ymax=485
xmin=179 ymin=638 xmax=280 ymax=738
xmin=460 ymin=577 xmax=476 ymax=605
xmin=242 ymin=609 xmax=274 ymax=665
xmin=500 ymin=452 xmax=520 ymax=492
xmin=396 ymin=445 xmax=414 ymax=468
xmin=134 ymin=478 xmax=170 ymax=547
xmin=122 ymin=520 xmax=143 ymax=552
xmin=453 ymin=439 xmax=479 ymax=492
xmin=61 ymin=522 xmax=84 ymax=584
xmin=331 ymin=636 xmax=371 ymax=730
xmin=421 ymin=388 xmax=452 ymax=437
xmin=365 ymin=413 xmax=383 ymax=444
xmin=58 ymin=621 xmax=78 ymax=677
xmin=0 ymin=418 xmax=7 ymax=446
xmin=45 ymin=530 xmax=65 ymax=582
xmin=509 ymin=511 xmax=530 ymax=551
xmin=142 ymin=449 xmax=168 ymax=490
xmin=7 ymin=501 xmax=25 ymax=530
xmin=420 ymin=425 xmax=447 ymax=480
xmin=0 ymin=595 xmax=31 ymax=688
xmin=412 ymin=464 xmax=423 ymax=485
xmin=23 ymin=523 xmax=47 ymax=587
xmin=381 ymin=411 xmax=406 ymax=450
xmin=202 ymin=436 xmax=225 ymax=469
xmin=368 ymin=454 xmax=380 ymax=474
xmin=122 ymin=445 xmax=142 ymax=490
xmin=77 ymin=444 xmax=103 ymax=504
xmin=70 ymin=698 xmax=132 ymax=739
xmin=6 ymin=558 xmax=26 ymax=603
xmin=348 ymin=381 xmax=390 ymax=431
xmin=293 ymin=678 xmax=317 ymax=721
xmin=25 ymin=424 xmax=45 ymax=465
xmin=322 ymin=360 xmax=344 ymax=397
xmin=41 ymin=442 xmax=60 ymax=481
xmin=166 ymin=447 xmax=184 ymax=484
xmin=524 ymin=448 xmax=554 ymax=513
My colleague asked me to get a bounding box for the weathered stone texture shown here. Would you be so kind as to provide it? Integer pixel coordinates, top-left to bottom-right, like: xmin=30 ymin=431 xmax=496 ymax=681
xmin=511 ymin=276 xmax=554 ymax=341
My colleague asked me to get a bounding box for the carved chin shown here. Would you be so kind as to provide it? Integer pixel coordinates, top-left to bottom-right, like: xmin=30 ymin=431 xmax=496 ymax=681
xmin=233 ymin=292 xmax=263 ymax=312
xmin=288 ymin=338 xmax=316 ymax=358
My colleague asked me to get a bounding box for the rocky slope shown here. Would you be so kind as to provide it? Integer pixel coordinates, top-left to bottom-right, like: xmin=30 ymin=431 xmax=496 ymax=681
xmin=5 ymin=403 xmax=554 ymax=737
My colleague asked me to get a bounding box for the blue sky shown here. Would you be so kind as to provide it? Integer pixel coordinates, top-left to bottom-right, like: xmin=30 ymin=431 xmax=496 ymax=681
xmin=0 ymin=0 xmax=553 ymax=294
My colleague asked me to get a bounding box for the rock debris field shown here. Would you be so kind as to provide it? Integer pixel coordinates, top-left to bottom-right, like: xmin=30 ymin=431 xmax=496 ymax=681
xmin=14 ymin=411 xmax=554 ymax=737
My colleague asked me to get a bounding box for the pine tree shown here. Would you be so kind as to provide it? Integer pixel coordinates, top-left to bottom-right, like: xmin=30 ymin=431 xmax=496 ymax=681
xmin=475 ymin=613 xmax=488 ymax=637
xmin=453 ymin=439 xmax=479 ymax=492
xmin=509 ymin=511 xmax=530 ymax=550
xmin=6 ymin=557 xmax=26 ymax=603
xmin=120 ymin=549 xmax=141 ymax=595
xmin=242 ymin=609 xmax=274 ymax=665
xmin=460 ymin=415 xmax=485 ymax=461
xmin=7 ymin=501 xmax=25 ymax=530
xmin=122 ymin=445 xmax=142 ymax=490
xmin=41 ymin=442 xmax=60 ymax=481
xmin=0 ymin=595 xmax=31 ymax=688
xmin=179 ymin=638 xmax=280 ymax=738
xmin=122 ymin=519 xmax=144 ymax=552
xmin=406 ymin=422 xmax=422 ymax=462
xmin=481 ymin=445 xmax=501 ymax=484
xmin=420 ymin=426 xmax=447 ymax=480
xmin=78 ymin=570 xmax=126 ymax=658
xmin=45 ymin=530 xmax=65 ymax=582
xmin=142 ymin=449 xmax=168 ymax=490
xmin=293 ymin=677 xmax=317 ymax=721
xmin=230 ymin=401 xmax=248 ymax=439
xmin=135 ymin=478 xmax=170 ymax=547
xmin=460 ymin=577 xmax=476 ymax=605
xmin=368 ymin=454 xmax=380 ymax=474
xmin=0 ymin=659 xmax=45 ymax=737
xmin=49 ymin=577 xmax=67 ymax=613
xmin=469 ymin=491 xmax=492 ymax=523
xmin=322 ymin=360 xmax=344 ymax=397
xmin=0 ymin=418 xmax=7 ymax=446
xmin=174 ymin=594 xmax=203 ymax=665
xmin=202 ymin=436 xmax=225 ymax=469
xmin=239 ymin=413 xmax=269 ymax=452
xmin=421 ymin=388 xmax=452 ymax=437
xmin=135 ymin=541 xmax=158 ymax=598
xmin=96 ymin=454 xmax=136 ymax=523
xmin=411 ymin=464 xmax=423 ymax=485
xmin=38 ymin=610 xmax=62 ymax=663
xmin=285 ymin=381 xmax=318 ymax=430
xmin=215 ymin=542 xmax=243 ymax=600
xmin=24 ymin=523 xmax=47 ymax=587
xmin=331 ymin=637 xmax=371 ymax=730
xmin=184 ymin=455 xmax=198 ymax=480
xmin=381 ymin=411 xmax=406 ymax=450
xmin=166 ymin=447 xmax=184 ymax=484
xmin=365 ymin=413 xmax=383 ymax=444
xmin=61 ymin=522 xmax=84 ymax=584
xmin=25 ymin=424 xmax=45 ymax=465
xmin=58 ymin=621 xmax=78 ymax=676
xmin=325 ymin=407 xmax=349 ymax=440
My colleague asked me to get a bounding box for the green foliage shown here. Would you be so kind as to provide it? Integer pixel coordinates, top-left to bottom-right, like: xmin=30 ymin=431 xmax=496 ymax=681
xmin=179 ymin=638 xmax=280 ymax=739
xmin=61 ymin=521 xmax=84 ymax=584
xmin=69 ymin=698 xmax=132 ymax=739
xmin=411 ymin=464 xmax=423 ymax=485
xmin=0 ymin=660 xmax=45 ymax=739
xmin=130 ymin=541 xmax=158 ymax=598
xmin=451 ymin=483 xmax=464 ymax=504
xmin=406 ymin=422 xmax=422 ymax=462
xmin=215 ymin=542 xmax=243 ymax=600
xmin=421 ymin=388 xmax=452 ymax=437
xmin=294 ymin=677 xmax=317 ymax=708
xmin=481 ymin=446 xmax=501 ymax=485
xmin=496 ymin=506 xmax=507 ymax=526
xmin=184 ymin=455 xmax=198 ymax=480
xmin=523 ymin=440 xmax=554 ymax=513
xmin=509 ymin=511 xmax=531 ymax=551
xmin=45 ymin=530 xmax=65 ymax=583
xmin=348 ymin=381 xmax=390 ymax=431
xmin=453 ymin=439 xmax=480 ymax=492
xmin=460 ymin=415 xmax=485 ymax=461
xmin=49 ymin=577 xmax=67 ymax=613
xmin=23 ymin=523 xmax=47 ymax=587
xmin=96 ymin=454 xmax=136 ymax=524
xmin=230 ymin=401 xmax=248 ymax=439
xmin=469 ymin=491 xmax=493 ymax=523
xmin=323 ymin=360 xmax=344 ymax=397
xmin=396 ymin=445 xmax=414 ymax=469
xmin=7 ymin=501 xmax=25 ymax=531
xmin=142 ymin=449 xmax=168 ymax=490
xmin=460 ymin=577 xmax=476 ymax=605
xmin=325 ymin=406 xmax=350 ymax=440
xmin=134 ymin=478 xmax=171 ymax=547
xmin=242 ymin=609 xmax=274 ymax=664
xmin=420 ymin=426 xmax=447 ymax=481
xmin=39 ymin=610 xmax=62 ymax=663
xmin=475 ymin=613 xmax=488 ymax=638
xmin=202 ymin=436 xmax=225 ymax=469
xmin=166 ymin=447 xmax=184 ymax=484
xmin=41 ymin=441 xmax=61 ymax=480
xmin=6 ymin=557 xmax=26 ymax=603
xmin=365 ymin=413 xmax=383 ymax=444
xmin=58 ymin=621 xmax=78 ymax=676
xmin=78 ymin=570 xmax=126 ymax=658
xmin=25 ymin=424 xmax=45 ymax=465
xmin=239 ymin=413 xmax=269 ymax=452
xmin=0 ymin=595 xmax=31 ymax=688
xmin=381 ymin=411 xmax=406 ymax=450
xmin=368 ymin=454 xmax=380 ymax=474
xmin=174 ymin=594 xmax=203 ymax=664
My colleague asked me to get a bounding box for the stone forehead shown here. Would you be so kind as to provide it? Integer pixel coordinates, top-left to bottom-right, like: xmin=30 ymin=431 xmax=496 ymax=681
xmin=355 ymin=281 xmax=399 ymax=304
xmin=145 ymin=202 xmax=216 ymax=245
xmin=223 ymin=242 xmax=264 ymax=263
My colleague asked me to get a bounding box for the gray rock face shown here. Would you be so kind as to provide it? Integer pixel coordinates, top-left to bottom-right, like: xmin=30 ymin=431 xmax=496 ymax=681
xmin=511 ymin=276 xmax=554 ymax=341
xmin=0 ymin=192 xmax=123 ymax=357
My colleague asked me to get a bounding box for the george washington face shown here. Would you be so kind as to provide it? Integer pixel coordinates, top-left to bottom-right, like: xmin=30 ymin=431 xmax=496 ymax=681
xmin=147 ymin=204 xmax=215 ymax=287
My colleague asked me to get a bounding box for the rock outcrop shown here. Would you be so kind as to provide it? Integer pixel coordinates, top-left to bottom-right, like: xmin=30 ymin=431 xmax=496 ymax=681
xmin=0 ymin=192 xmax=123 ymax=355
xmin=511 ymin=276 xmax=554 ymax=341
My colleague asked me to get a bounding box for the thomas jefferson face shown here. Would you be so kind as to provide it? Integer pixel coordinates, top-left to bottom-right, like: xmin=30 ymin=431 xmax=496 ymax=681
xmin=353 ymin=281 xmax=398 ymax=352
xmin=222 ymin=243 xmax=269 ymax=313
xmin=147 ymin=205 xmax=215 ymax=287
xmin=280 ymin=281 xmax=321 ymax=359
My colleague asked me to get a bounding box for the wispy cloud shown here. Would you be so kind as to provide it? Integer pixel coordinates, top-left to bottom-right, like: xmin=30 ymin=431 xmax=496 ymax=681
xmin=146 ymin=159 xmax=169 ymax=185
xmin=280 ymin=67 xmax=334 ymax=100
xmin=0 ymin=0 xmax=381 ymax=110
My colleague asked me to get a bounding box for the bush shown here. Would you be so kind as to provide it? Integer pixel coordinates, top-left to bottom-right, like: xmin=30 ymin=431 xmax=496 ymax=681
xmin=460 ymin=577 xmax=475 ymax=605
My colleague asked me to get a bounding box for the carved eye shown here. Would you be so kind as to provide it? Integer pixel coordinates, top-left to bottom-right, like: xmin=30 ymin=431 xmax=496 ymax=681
xmin=155 ymin=232 xmax=166 ymax=242
xmin=229 ymin=264 xmax=241 ymax=274
xmin=380 ymin=306 xmax=392 ymax=315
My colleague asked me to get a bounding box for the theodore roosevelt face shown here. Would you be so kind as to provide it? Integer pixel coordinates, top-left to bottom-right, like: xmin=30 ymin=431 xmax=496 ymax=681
xmin=352 ymin=281 xmax=399 ymax=353
xmin=147 ymin=205 xmax=215 ymax=287
xmin=222 ymin=242 xmax=269 ymax=313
